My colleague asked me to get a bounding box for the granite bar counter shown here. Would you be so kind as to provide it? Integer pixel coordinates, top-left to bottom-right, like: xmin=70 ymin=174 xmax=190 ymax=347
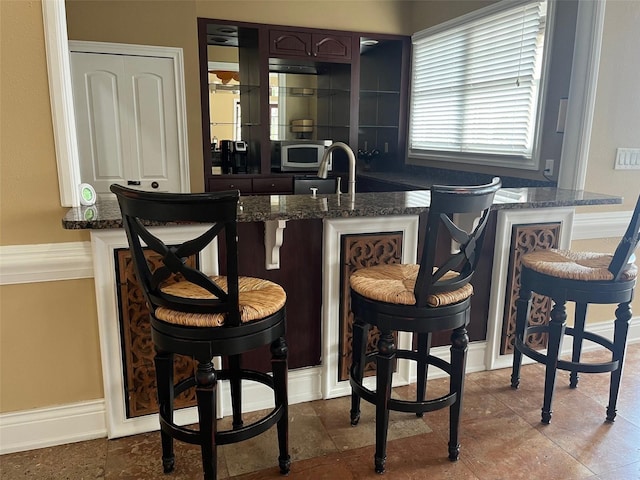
xmin=63 ymin=186 xmax=621 ymax=439
xmin=62 ymin=187 xmax=620 ymax=229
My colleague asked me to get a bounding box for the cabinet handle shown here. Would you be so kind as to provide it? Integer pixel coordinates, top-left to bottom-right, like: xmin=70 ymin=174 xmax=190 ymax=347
xmin=271 ymin=183 xmax=275 ymax=187
xmin=229 ymin=184 xmax=235 ymax=188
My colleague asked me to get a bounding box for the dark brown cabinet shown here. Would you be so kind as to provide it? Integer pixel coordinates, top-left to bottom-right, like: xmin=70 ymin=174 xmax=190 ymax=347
xmin=252 ymin=176 xmax=292 ymax=194
xmin=269 ymin=28 xmax=352 ymax=61
xmin=198 ymin=18 xmax=409 ymax=192
xmin=207 ymin=175 xmax=292 ymax=195
xmin=207 ymin=177 xmax=253 ymax=194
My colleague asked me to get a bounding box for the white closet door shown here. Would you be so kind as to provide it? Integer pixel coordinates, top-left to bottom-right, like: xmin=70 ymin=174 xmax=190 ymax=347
xmin=71 ymin=52 xmax=181 ymax=194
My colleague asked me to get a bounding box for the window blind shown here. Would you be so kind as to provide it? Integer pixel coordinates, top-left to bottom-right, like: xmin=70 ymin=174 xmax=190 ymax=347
xmin=410 ymin=1 xmax=547 ymax=159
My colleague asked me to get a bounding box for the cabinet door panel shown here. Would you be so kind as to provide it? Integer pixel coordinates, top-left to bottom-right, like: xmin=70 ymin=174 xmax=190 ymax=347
xmin=71 ymin=53 xmax=128 ymax=194
xmin=71 ymin=52 xmax=183 ymax=194
xmin=312 ymin=33 xmax=352 ymax=61
xmin=269 ymin=29 xmax=311 ymax=57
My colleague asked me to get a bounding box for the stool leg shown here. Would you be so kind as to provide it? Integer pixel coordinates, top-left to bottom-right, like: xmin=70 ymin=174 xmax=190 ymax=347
xmin=449 ymin=323 xmax=468 ymax=461
xmin=415 ymin=332 xmax=432 ymax=417
xmin=228 ymin=354 xmax=243 ymax=429
xmin=195 ymin=360 xmax=217 ymax=480
xmin=154 ymin=350 xmax=175 ymax=473
xmin=350 ymin=316 xmax=369 ymax=426
xmin=374 ymin=330 xmax=396 ymax=474
xmin=271 ymin=337 xmax=291 ymax=474
xmin=541 ymin=300 xmax=566 ymax=424
xmin=511 ymin=284 xmax=532 ymax=389
xmin=570 ymin=303 xmax=588 ymax=388
xmin=607 ymin=302 xmax=631 ymax=422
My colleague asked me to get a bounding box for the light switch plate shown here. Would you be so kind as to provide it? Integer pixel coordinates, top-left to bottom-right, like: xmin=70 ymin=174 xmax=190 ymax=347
xmin=614 ymin=148 xmax=640 ymax=170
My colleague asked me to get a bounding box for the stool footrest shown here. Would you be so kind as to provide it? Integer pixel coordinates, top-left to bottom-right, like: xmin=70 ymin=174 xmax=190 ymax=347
xmin=515 ymin=326 xmax=620 ymax=374
xmin=159 ymin=369 xmax=283 ymax=446
xmin=351 ymin=348 xmax=457 ymax=414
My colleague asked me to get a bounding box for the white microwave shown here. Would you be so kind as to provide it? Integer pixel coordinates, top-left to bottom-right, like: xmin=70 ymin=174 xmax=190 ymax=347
xmin=272 ymin=140 xmax=332 ymax=172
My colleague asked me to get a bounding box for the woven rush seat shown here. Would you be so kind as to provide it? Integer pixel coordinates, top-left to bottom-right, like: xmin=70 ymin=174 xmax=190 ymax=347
xmin=350 ymin=264 xmax=473 ymax=307
xmin=522 ymin=249 xmax=638 ymax=282
xmin=157 ymin=276 xmax=286 ymax=327
xmin=348 ymin=178 xmax=501 ymax=474
xmin=511 ymin=195 xmax=640 ymax=425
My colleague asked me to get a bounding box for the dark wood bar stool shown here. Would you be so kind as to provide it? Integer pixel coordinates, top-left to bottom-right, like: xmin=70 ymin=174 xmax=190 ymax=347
xmin=511 ymin=195 xmax=640 ymax=424
xmin=111 ymin=185 xmax=290 ymax=480
xmin=348 ymin=178 xmax=501 ymax=474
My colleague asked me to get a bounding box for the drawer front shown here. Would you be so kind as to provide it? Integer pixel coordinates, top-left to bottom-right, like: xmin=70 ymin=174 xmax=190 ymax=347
xmin=207 ymin=178 xmax=253 ymax=194
xmin=252 ymin=177 xmax=292 ymax=194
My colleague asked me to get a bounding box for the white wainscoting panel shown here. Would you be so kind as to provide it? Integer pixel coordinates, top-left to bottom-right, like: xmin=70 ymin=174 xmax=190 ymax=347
xmin=322 ymin=216 xmax=420 ymax=399
xmin=485 ymin=208 xmax=575 ymax=371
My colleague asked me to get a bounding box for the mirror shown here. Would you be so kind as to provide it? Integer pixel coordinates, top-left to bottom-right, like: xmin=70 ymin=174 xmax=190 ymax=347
xmin=203 ymin=23 xmax=261 ymax=174
xmin=269 ymin=72 xmax=318 ymax=141
xmin=269 ymin=62 xmax=351 ymax=137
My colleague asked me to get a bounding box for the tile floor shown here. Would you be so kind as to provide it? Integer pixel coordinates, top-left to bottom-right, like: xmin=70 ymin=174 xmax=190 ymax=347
xmin=2 ymin=343 xmax=639 ymax=479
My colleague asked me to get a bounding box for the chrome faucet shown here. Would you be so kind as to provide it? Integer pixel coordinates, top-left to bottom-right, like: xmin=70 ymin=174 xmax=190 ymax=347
xmin=317 ymin=141 xmax=356 ymax=197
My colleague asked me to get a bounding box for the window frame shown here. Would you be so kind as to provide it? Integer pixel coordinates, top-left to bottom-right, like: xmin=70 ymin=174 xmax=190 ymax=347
xmin=408 ymin=0 xmax=557 ymax=171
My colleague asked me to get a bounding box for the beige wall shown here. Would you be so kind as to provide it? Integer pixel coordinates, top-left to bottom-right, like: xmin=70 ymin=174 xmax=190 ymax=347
xmin=408 ymin=0 xmax=497 ymax=31
xmin=582 ymin=0 xmax=640 ymax=213
xmin=194 ymin=0 xmax=409 ymax=33
xmin=0 ymin=0 xmax=104 ymax=413
xmin=0 ymin=0 xmax=637 ymax=417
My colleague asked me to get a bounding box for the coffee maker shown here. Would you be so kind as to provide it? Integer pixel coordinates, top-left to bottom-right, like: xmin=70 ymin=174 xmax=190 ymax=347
xmin=221 ymin=140 xmax=248 ymax=174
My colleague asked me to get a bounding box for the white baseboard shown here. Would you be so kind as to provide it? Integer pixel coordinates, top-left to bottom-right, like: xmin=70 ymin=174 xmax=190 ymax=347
xmin=0 ymin=400 xmax=106 ymax=455
xmin=5 ymin=321 xmax=637 ymax=456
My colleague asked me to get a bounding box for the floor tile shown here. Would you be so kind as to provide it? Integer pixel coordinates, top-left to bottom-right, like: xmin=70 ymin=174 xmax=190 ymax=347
xmin=1 ymin=343 xmax=637 ymax=480
xmin=458 ymin=411 xmax=595 ymax=479
xmin=0 ymin=438 xmax=107 ymax=480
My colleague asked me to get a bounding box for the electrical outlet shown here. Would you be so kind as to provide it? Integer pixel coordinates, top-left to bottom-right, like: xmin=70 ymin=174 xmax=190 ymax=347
xmin=544 ymin=159 xmax=554 ymax=176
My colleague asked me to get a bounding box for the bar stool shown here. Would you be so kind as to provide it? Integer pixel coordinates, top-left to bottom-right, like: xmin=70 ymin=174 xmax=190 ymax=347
xmin=349 ymin=178 xmax=501 ymax=473
xmin=110 ymin=185 xmax=290 ymax=480
xmin=511 ymin=195 xmax=640 ymax=424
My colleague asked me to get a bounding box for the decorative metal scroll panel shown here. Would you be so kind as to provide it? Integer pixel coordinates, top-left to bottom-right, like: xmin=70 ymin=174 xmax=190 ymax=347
xmin=116 ymin=249 xmax=197 ymax=418
xmin=500 ymin=223 xmax=561 ymax=355
xmin=339 ymin=233 xmax=403 ymax=382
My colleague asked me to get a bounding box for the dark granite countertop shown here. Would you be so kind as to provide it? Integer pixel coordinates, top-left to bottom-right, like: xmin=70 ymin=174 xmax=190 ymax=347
xmin=358 ymin=165 xmax=555 ymax=189
xmin=62 ymin=187 xmax=621 ymax=230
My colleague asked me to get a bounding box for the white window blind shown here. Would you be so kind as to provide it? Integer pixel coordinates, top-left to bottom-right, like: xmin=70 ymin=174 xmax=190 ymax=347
xmin=410 ymin=0 xmax=547 ymax=160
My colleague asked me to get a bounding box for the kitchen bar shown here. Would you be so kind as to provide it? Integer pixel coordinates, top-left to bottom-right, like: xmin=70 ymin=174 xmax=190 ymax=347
xmin=63 ymin=186 xmax=621 ymax=438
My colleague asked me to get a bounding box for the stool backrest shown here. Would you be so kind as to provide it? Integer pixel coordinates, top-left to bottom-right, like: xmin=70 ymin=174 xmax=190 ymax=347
xmin=609 ymin=195 xmax=640 ymax=281
xmin=110 ymin=184 xmax=242 ymax=327
xmin=414 ymin=177 xmax=501 ymax=307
